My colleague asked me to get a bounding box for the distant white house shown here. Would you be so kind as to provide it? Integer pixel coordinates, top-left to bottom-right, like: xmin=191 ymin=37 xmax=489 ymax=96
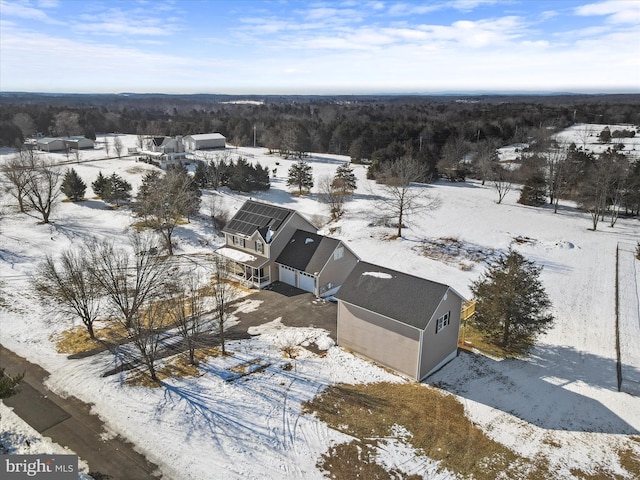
xmin=183 ymin=133 xmax=226 ymax=151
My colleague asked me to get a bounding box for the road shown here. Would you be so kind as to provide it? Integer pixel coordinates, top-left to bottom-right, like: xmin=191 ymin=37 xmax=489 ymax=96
xmin=0 ymin=345 xmax=162 ymax=479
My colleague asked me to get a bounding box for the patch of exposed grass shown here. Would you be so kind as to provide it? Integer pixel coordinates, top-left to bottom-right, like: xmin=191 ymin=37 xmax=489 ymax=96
xmin=569 ymin=468 xmax=626 ymax=480
xmin=318 ymin=440 xmax=422 ymax=480
xmin=126 ymin=347 xmax=226 ymax=387
xmin=304 ymin=382 xmax=536 ymax=480
xmin=54 ymin=323 xmax=128 ymax=354
xmin=458 ymin=322 xmax=521 ymax=359
xmin=305 ymin=382 xmax=639 ymax=480
xmin=419 ymin=236 xmax=496 ymax=270
xmin=618 ymin=445 xmax=640 ymax=478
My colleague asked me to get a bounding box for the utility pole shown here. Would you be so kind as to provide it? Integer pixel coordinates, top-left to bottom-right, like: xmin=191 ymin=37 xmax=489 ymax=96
xmin=253 ymin=125 xmax=256 ymax=148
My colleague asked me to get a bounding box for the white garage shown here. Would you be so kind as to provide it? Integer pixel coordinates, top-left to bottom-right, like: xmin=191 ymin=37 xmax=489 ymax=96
xmin=278 ymin=265 xmax=316 ymax=293
xmin=298 ymin=271 xmax=315 ymax=292
xmin=279 ymin=265 xmax=297 ymax=287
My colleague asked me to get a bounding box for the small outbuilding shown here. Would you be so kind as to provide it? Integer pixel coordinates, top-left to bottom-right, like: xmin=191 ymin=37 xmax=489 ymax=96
xmin=183 ymin=133 xmax=226 ymax=151
xmin=335 ymin=261 xmax=464 ymax=380
xmin=275 ymin=229 xmax=359 ymax=297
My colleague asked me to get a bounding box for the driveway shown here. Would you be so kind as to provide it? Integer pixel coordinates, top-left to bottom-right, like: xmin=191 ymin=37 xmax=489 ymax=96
xmin=228 ymin=282 xmax=338 ymax=340
xmin=0 ymin=345 xmax=161 ymax=480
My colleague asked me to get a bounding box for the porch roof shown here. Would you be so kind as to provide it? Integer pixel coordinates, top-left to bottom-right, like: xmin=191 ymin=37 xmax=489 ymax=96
xmin=215 ymin=246 xmax=268 ymax=269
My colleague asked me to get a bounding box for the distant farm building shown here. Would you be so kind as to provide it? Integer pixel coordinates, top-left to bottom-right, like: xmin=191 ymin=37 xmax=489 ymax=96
xmin=36 ymin=137 xmax=66 ymax=152
xmin=64 ymin=136 xmax=95 ymax=150
xmin=183 ymin=133 xmax=226 ymax=151
xmin=36 ymin=136 xmax=94 ymax=152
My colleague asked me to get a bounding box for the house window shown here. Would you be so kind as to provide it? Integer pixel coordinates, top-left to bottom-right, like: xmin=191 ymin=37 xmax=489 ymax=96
xmin=232 ymin=236 xmax=245 ymax=248
xmin=256 ymin=240 xmax=264 ymax=254
xmin=334 ymin=246 xmax=344 ymax=261
xmin=435 ymin=312 xmax=450 ymax=333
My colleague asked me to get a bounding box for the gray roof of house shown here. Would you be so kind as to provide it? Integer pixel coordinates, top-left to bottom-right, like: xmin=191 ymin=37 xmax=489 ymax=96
xmin=223 ymin=200 xmax=294 ymax=239
xmin=275 ymin=230 xmax=341 ymax=274
xmin=335 ymin=261 xmax=452 ymax=330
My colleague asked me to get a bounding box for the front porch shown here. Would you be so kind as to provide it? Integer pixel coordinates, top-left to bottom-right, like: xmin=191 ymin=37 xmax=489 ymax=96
xmin=215 ymin=246 xmax=272 ymax=289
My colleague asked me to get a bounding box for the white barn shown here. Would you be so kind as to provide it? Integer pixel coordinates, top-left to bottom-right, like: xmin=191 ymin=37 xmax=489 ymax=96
xmin=183 ymin=133 xmax=226 ymax=151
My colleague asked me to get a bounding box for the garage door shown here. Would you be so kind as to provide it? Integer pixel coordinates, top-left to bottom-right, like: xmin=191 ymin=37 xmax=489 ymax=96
xmin=298 ymin=272 xmax=315 ymax=293
xmin=279 ymin=265 xmax=296 ymax=287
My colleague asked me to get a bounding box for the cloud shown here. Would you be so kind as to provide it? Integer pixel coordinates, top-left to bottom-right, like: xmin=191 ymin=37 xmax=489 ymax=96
xmin=72 ymin=6 xmax=183 ymax=37
xmin=36 ymin=0 xmax=59 ymax=7
xmin=0 ymin=0 xmax=63 ymax=24
xmin=574 ymin=1 xmax=640 ymax=24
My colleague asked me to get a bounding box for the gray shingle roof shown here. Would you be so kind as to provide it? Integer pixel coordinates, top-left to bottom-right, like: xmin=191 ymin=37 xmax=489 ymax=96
xmin=223 ymin=200 xmax=294 ymax=239
xmin=335 ymin=261 xmax=451 ymax=330
xmin=275 ymin=230 xmax=341 ymax=274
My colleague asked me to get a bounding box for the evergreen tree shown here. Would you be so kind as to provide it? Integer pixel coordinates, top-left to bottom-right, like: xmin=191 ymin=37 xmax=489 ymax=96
xmin=92 ymin=171 xmax=108 ymax=197
xmin=333 ymin=163 xmax=357 ymax=193
xmin=287 ymin=159 xmax=313 ymax=194
xmin=251 ymin=161 xmax=270 ymax=191
xmin=518 ymin=171 xmax=547 ymax=206
xmin=102 ymin=172 xmax=132 ymax=206
xmin=0 ymin=368 xmax=23 ymax=399
xmin=61 ymin=168 xmax=87 ymax=201
xmin=194 ymin=161 xmax=209 ymax=188
xmin=470 ymin=249 xmax=554 ymax=353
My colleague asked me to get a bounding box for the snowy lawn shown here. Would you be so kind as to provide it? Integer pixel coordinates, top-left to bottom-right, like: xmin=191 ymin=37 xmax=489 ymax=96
xmin=1 ymin=130 xmax=639 ymax=479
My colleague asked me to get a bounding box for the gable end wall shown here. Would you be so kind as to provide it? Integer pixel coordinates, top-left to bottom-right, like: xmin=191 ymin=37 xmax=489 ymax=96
xmin=337 ymin=301 xmax=420 ymax=379
xmin=418 ymin=288 xmax=462 ymax=380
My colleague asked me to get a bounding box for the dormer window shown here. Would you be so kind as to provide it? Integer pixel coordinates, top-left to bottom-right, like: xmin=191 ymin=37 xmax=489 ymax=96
xmin=256 ymin=240 xmax=264 ymax=254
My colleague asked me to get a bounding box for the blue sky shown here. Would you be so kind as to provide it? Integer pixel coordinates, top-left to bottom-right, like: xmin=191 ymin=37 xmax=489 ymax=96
xmin=1 ymin=0 xmax=639 ymax=94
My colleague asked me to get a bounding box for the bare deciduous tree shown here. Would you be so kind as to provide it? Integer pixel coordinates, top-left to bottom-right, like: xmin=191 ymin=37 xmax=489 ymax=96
xmin=375 ymin=156 xmax=441 ymax=238
xmin=438 ymin=135 xmax=469 ymax=181
xmin=113 ymin=136 xmax=124 ymax=158
xmin=12 ymin=113 xmax=36 ymax=138
xmin=24 ymin=160 xmax=62 ymax=223
xmin=473 ymin=139 xmax=500 ymax=185
xmin=32 ymin=249 xmax=101 ymax=339
xmin=2 ymin=149 xmax=38 ymax=213
xmin=87 ymin=234 xmax=171 ymax=328
xmin=211 ymin=255 xmax=237 ymax=355
xmin=170 ymin=270 xmax=209 ymax=365
xmin=128 ymin=298 xmax=171 ymax=381
xmin=318 ymin=175 xmax=346 ymax=219
xmin=546 ymin=145 xmax=578 ymax=213
xmin=207 ymin=192 xmax=229 ymax=231
xmin=135 ymin=169 xmax=201 ymax=255
xmin=52 ymin=111 xmax=81 ymax=138
xmin=576 ymin=125 xmax=594 ymax=150
xmin=492 ymin=164 xmax=514 ymax=204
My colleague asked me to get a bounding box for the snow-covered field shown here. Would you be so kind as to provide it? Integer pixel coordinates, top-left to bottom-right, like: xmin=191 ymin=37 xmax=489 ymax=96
xmin=498 ymin=122 xmax=640 ymax=162
xmin=1 ymin=130 xmax=639 ymax=479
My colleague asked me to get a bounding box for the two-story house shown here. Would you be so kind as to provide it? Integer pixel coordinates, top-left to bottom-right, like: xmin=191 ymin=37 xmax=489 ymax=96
xmin=216 ymin=200 xmax=358 ymax=297
xmin=216 ymin=200 xmax=317 ymax=289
